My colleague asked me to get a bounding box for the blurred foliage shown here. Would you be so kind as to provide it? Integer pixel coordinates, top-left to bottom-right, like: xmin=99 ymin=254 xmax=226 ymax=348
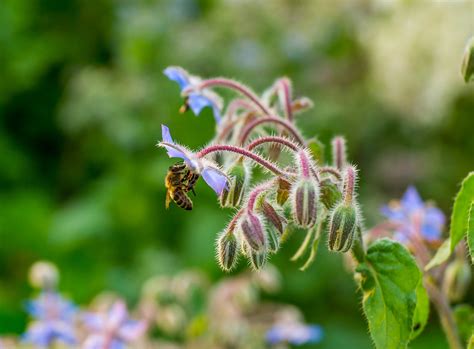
xmin=0 ymin=0 xmax=473 ymax=348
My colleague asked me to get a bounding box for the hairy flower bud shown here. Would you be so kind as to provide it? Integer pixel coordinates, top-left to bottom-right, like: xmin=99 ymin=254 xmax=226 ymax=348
xmin=260 ymin=201 xmax=287 ymax=253
xmin=220 ymin=158 xmax=250 ymax=208
xmin=217 ymin=230 xmax=239 ymax=272
xmin=328 ymin=202 xmax=357 ymax=252
xmin=239 ymin=211 xmax=267 ymax=252
xmin=290 ymin=178 xmax=319 ymax=228
xmin=245 ymin=244 xmax=267 ymax=270
xmin=442 ymin=259 xmax=472 ymax=302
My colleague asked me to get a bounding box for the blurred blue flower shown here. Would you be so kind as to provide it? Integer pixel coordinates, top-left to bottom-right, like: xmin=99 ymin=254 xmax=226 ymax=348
xmin=266 ymin=322 xmax=323 ymax=346
xmin=82 ymin=300 xmax=146 ymax=349
xmin=381 ymin=186 xmax=445 ymax=242
xmin=23 ymin=292 xmax=77 ymax=347
xmin=159 ymin=124 xmax=228 ymax=195
xmin=164 ymin=66 xmax=222 ymax=123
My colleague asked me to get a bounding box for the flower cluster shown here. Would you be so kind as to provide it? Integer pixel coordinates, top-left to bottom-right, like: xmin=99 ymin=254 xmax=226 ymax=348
xmin=159 ymin=67 xmax=363 ymax=270
xmin=7 ymin=261 xmax=321 ymax=349
xmin=22 ymin=262 xmax=146 ymax=349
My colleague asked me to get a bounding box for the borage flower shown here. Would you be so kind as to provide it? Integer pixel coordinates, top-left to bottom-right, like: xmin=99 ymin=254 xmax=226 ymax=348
xmin=266 ymin=322 xmax=323 ymax=346
xmin=158 ymin=124 xmax=228 ymax=195
xmin=164 ymin=66 xmax=223 ymax=123
xmin=381 ymin=186 xmax=445 ymax=243
xmin=82 ymin=300 xmax=147 ymax=349
xmin=23 ymin=292 xmax=77 ymax=347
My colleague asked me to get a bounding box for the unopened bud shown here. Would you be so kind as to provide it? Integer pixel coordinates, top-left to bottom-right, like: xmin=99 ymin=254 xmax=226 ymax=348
xmin=220 ymin=158 xmax=250 ymax=208
xmin=442 ymin=259 xmax=471 ymax=302
xmin=245 ymin=244 xmax=267 ymax=270
xmin=260 ymin=201 xmax=286 ymax=253
xmin=239 ymin=211 xmax=267 ymax=252
xmin=461 ymin=36 xmax=474 ymax=83
xmin=290 ymin=178 xmax=319 ymax=228
xmin=217 ymin=229 xmax=239 ymax=272
xmin=331 ymin=136 xmax=347 ymax=170
xmin=328 ymin=202 xmax=357 ymax=252
xmin=29 ymin=261 xmax=59 ymax=290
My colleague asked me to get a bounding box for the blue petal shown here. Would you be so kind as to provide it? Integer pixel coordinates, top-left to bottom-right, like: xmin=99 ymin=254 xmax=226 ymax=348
xmin=401 ymin=186 xmax=423 ymax=211
xmin=380 ymin=205 xmax=405 ymax=222
xmin=201 ymin=167 xmax=228 ymax=195
xmin=163 ymin=67 xmax=190 ymax=90
xmin=421 ymin=223 xmax=442 ymax=241
xmin=187 ymin=93 xmax=214 ymax=115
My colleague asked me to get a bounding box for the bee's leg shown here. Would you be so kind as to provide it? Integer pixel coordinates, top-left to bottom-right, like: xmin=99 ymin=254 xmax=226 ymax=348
xmin=191 ymin=188 xmax=196 ymax=196
xmin=165 ymin=191 xmax=172 ymax=209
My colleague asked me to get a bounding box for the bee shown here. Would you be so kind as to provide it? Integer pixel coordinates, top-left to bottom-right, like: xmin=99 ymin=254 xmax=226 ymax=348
xmin=165 ymin=162 xmax=200 ymax=210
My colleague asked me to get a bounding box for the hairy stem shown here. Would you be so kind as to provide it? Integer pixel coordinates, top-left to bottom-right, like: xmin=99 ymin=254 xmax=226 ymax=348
xmin=246 ymin=136 xmax=299 ymax=152
xmin=247 ymin=180 xmax=275 ymax=211
xmin=239 ymin=117 xmax=305 ymax=145
xmin=197 ymin=145 xmax=288 ymax=177
xmin=193 ymin=78 xmax=271 ymax=115
xmin=351 ymin=228 xmax=366 ymax=264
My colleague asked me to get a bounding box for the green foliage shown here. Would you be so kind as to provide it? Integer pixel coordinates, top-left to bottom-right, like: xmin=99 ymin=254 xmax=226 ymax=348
xmin=410 ymin=280 xmax=430 ymax=341
xmin=356 ymin=239 xmax=424 ymax=349
xmin=469 ymin=203 xmax=474 ymax=264
xmin=453 ymin=304 xmax=474 ymax=343
xmin=462 ymin=36 xmax=474 ymax=83
xmin=426 ymin=172 xmax=474 ymax=269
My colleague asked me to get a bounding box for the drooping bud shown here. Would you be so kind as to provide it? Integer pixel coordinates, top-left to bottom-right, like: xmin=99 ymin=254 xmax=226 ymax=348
xmin=328 ymin=202 xmax=358 ymax=252
xmin=461 ymin=36 xmax=474 ymax=83
xmin=260 ymin=201 xmax=287 ymax=253
xmin=331 ymin=136 xmax=347 ymax=170
xmin=442 ymin=259 xmax=472 ymax=302
xmin=29 ymin=261 xmax=59 ymax=290
xmin=244 ymin=244 xmax=267 ymax=270
xmin=290 ymin=178 xmax=319 ymax=228
xmin=219 ymin=158 xmax=251 ymax=208
xmin=217 ymin=228 xmax=239 ymax=272
xmin=238 ymin=211 xmax=267 ymax=252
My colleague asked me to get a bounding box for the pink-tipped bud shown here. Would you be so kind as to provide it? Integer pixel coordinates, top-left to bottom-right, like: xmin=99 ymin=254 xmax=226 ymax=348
xmin=290 ymin=178 xmax=319 ymax=228
xmin=328 ymin=202 xmax=357 ymax=253
xmin=239 ymin=211 xmax=267 ymax=252
xmin=331 ymin=136 xmax=347 ymax=170
xmin=219 ymin=158 xmax=251 ymax=208
xmin=217 ymin=229 xmax=239 ymax=272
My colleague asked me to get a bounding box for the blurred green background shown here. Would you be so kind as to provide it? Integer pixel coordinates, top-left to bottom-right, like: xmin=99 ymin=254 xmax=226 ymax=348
xmin=0 ymin=0 xmax=473 ymax=347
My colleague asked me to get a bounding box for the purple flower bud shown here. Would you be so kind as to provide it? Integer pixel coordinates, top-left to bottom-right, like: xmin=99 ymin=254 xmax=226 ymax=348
xmin=217 ymin=230 xmax=239 ymax=272
xmin=219 ymin=158 xmax=251 ymax=208
xmin=328 ymin=202 xmax=357 ymax=253
xmin=442 ymin=259 xmax=472 ymax=302
xmin=239 ymin=211 xmax=267 ymax=252
xmin=290 ymin=178 xmax=319 ymax=228
xmin=331 ymin=136 xmax=347 ymax=170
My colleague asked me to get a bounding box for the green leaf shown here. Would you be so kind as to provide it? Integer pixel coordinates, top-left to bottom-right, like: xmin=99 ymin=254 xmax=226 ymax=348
xmin=410 ymin=280 xmax=429 ymax=340
xmin=427 ymin=173 xmax=474 ymax=269
xmin=450 ymin=172 xmax=474 ymax=252
xmin=461 ymin=36 xmax=474 ymax=83
xmin=468 ymin=203 xmax=474 ymax=264
xmin=356 ymin=239 xmax=421 ymax=349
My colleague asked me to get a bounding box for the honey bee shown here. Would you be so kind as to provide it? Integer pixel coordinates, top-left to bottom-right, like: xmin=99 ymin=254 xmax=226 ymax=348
xmin=165 ymin=162 xmax=200 ymax=210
